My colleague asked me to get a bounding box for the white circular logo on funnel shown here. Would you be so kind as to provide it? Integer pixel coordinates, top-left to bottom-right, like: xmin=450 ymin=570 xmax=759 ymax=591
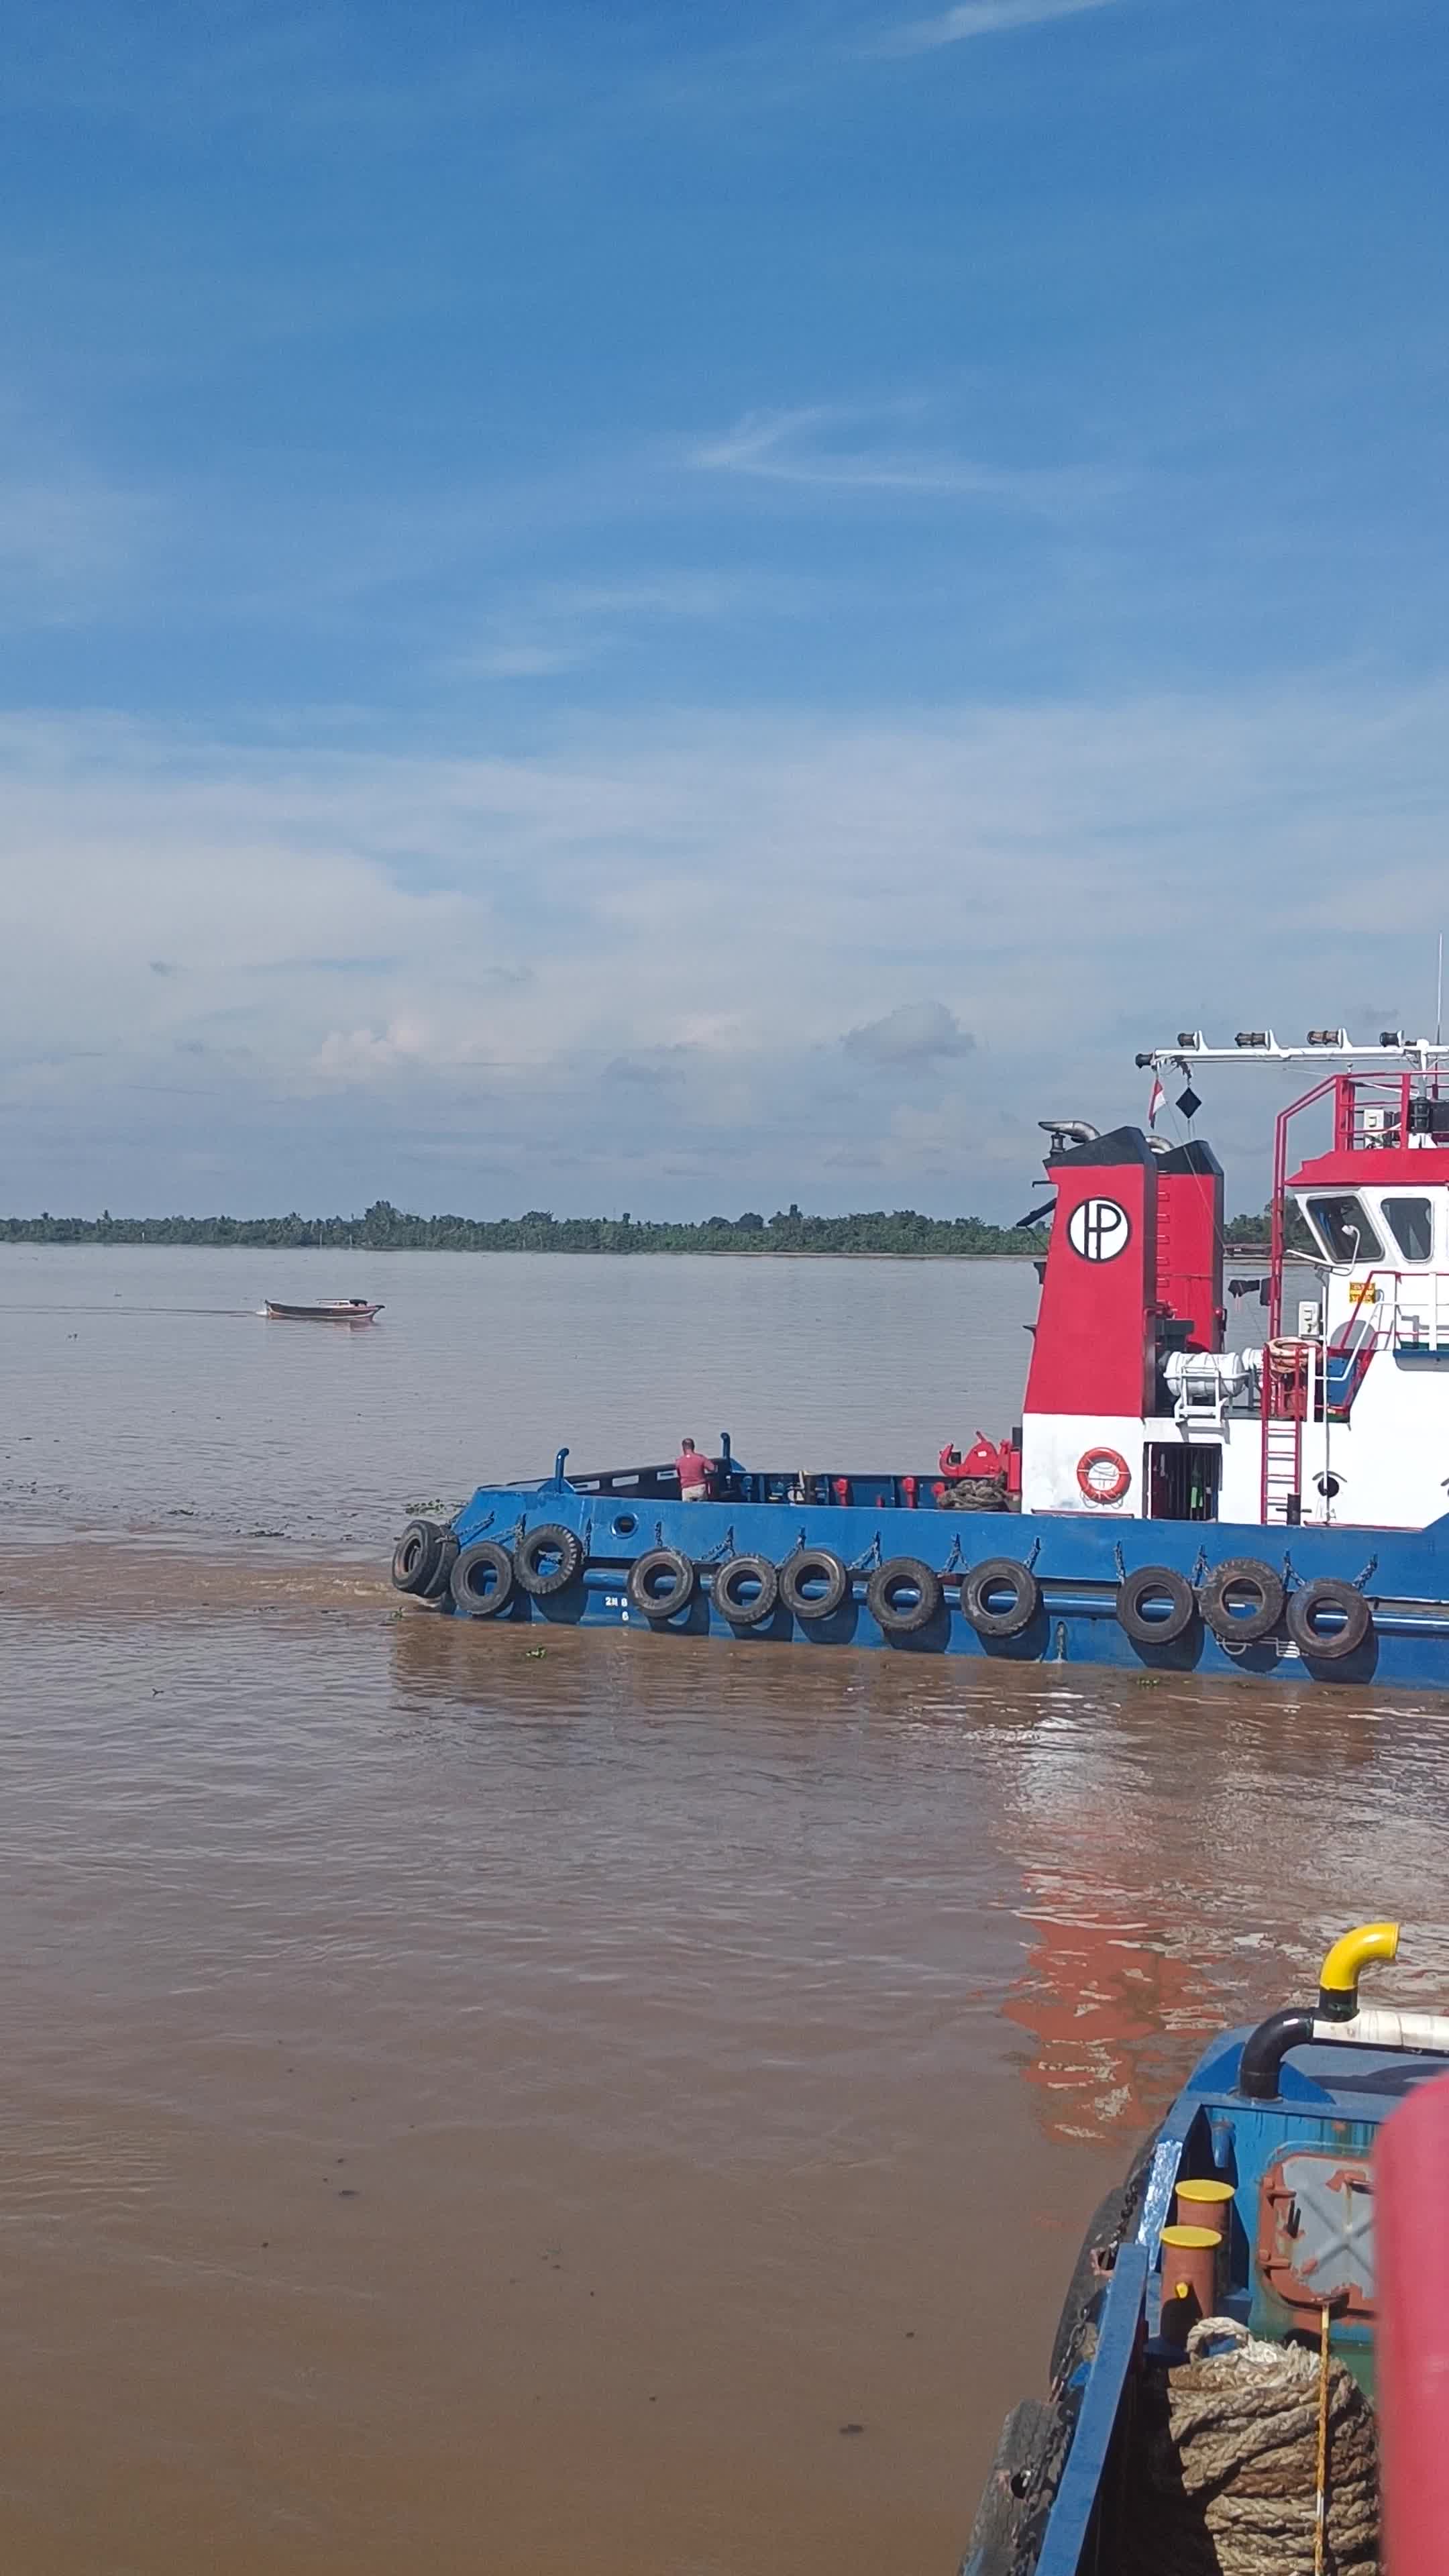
xmin=1067 ymin=1197 xmax=1131 ymax=1263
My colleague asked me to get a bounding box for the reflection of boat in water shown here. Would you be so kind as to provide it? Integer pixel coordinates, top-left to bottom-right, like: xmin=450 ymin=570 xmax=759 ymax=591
xmin=264 ymin=1299 xmax=382 ymax=1324
xmin=1002 ymin=1896 xmax=1223 ymax=2149
xmin=963 ymin=1923 xmax=1444 ymax=2575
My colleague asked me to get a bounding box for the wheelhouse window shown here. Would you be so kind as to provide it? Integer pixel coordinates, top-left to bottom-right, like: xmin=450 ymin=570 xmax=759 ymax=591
xmin=1304 ymin=1193 xmax=1385 ymax=1265
xmin=1382 ymin=1196 xmax=1434 ymax=1263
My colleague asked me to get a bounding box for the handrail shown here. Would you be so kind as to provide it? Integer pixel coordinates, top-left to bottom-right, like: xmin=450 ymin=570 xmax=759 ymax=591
xmin=1342 ymin=1267 xmax=1449 ymax=1360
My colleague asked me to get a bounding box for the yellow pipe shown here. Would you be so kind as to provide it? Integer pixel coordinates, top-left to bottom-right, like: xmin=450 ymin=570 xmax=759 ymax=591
xmin=1319 ymin=1922 xmax=1400 ymax=1998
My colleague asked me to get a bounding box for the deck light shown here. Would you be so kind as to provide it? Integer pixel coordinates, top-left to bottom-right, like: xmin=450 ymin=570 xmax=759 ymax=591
xmin=1381 ymin=1030 xmax=1405 ymax=1049
xmin=1235 ymin=1031 xmax=1269 ymax=1049
xmin=1307 ymin=1028 xmax=1348 ymax=1046
xmin=1176 ymin=1030 xmax=1203 ymax=1050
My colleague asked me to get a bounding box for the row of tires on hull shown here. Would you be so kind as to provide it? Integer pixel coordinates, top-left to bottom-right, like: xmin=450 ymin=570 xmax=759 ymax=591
xmin=392 ymin=1520 xmax=1375 ymax=1658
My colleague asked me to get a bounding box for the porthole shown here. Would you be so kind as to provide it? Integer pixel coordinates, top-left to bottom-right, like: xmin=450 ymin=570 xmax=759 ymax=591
xmin=613 ymin=1511 xmax=638 ymax=1535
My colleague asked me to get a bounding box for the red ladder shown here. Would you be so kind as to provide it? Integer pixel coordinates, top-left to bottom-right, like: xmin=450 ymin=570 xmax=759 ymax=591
xmin=1261 ymin=1414 xmax=1303 ymax=1521
xmin=1260 ymin=1340 xmax=1310 ymax=1521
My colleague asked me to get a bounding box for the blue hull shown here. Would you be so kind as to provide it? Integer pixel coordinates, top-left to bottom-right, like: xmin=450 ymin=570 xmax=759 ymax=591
xmin=963 ymin=1939 xmax=1434 ymax=2576
xmin=435 ymin=1470 xmax=1449 ymax=1694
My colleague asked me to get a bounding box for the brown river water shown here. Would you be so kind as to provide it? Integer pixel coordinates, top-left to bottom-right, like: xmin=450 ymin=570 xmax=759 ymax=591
xmin=2 ymin=1249 xmax=1448 ymax=2573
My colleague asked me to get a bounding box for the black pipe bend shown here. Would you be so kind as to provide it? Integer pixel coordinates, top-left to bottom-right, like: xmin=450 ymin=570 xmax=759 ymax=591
xmin=1237 ymin=2008 xmax=1317 ymax=2100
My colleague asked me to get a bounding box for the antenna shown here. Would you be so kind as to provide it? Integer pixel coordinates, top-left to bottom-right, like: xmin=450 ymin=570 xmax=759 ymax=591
xmin=1134 ymin=1030 xmax=1449 ymax=1069
xmin=1438 ymin=933 xmax=1444 ymax=1051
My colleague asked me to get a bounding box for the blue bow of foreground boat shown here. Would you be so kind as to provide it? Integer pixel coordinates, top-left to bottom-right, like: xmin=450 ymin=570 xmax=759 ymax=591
xmin=962 ymin=1922 xmax=1446 ymax=2576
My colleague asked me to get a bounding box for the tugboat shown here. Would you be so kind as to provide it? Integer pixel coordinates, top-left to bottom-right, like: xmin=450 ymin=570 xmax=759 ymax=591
xmin=961 ymin=1921 xmax=1446 ymax=2576
xmin=391 ymin=1030 xmax=1449 ymax=1690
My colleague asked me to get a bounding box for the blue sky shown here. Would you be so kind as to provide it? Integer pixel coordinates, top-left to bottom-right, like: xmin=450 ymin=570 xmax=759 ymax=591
xmin=3 ymin=0 xmax=1446 ymax=1216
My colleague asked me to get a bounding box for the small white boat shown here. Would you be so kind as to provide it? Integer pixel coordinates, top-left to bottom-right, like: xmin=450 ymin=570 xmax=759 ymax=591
xmin=264 ymin=1298 xmax=383 ymax=1324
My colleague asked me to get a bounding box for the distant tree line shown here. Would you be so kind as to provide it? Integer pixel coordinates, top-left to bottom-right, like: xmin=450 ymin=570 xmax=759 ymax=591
xmin=0 ymin=1198 xmax=1291 ymax=1256
xmin=1223 ymin=1203 xmax=1313 ymax=1251
xmin=3 ymin=1199 xmax=1049 ymax=1255
xmin=1223 ymin=1207 xmax=1271 ymax=1245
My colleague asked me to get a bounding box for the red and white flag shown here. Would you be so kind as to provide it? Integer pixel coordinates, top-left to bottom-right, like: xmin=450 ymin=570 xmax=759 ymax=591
xmin=1147 ymin=1075 xmax=1165 ymax=1128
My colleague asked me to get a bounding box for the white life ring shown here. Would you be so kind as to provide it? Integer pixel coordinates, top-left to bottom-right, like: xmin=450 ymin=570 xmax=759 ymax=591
xmin=1077 ymin=1446 xmax=1130 ymax=1505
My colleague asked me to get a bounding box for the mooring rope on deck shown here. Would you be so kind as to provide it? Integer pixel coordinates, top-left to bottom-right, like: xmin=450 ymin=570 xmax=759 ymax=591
xmin=1128 ymin=2318 xmax=1377 ymax=2575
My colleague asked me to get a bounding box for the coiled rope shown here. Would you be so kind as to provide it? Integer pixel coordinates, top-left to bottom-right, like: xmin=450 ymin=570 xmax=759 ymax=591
xmin=1126 ymin=2318 xmax=1377 ymax=2576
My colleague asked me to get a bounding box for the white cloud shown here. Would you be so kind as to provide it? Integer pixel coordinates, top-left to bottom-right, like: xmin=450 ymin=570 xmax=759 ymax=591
xmin=1 ymin=678 xmax=1448 ymax=1212
xmin=464 ymin=641 xmax=585 ymax=681
xmin=313 ymin=1018 xmax=434 ymax=1074
xmin=449 ymin=572 xmax=810 ymax=682
xmin=844 ymin=1002 xmax=976 ymax=1065
xmin=875 ymin=0 xmax=1122 ymax=54
xmin=692 ymin=407 xmax=1114 ymax=512
xmin=0 ymin=472 xmax=154 ymax=623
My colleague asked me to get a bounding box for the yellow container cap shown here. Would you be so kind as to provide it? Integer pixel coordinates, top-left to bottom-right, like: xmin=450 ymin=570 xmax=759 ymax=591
xmin=1160 ymin=2224 xmax=1222 ymax=2249
xmin=1177 ymin=2180 xmax=1235 ymax=2206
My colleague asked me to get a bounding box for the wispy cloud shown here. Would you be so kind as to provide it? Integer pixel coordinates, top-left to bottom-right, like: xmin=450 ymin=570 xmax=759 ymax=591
xmin=875 ymin=0 xmax=1123 ymax=55
xmin=449 ymin=572 xmax=810 ymax=682
xmin=0 ymin=470 xmax=154 ymax=623
xmin=3 ymin=678 xmax=1448 ymax=1212
xmin=692 ymin=407 xmax=1115 ymax=513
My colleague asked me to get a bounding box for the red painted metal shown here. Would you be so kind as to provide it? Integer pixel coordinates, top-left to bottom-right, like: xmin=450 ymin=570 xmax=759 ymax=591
xmin=1258 ymin=1064 xmax=1449 ymax=1511
xmin=1155 ymin=1162 xmax=1225 ymax=1351
xmin=1269 ymin=1075 xmax=1337 ymax=1338
xmin=1024 ymin=1147 xmax=1160 ymax=1418
xmin=1289 ymin=1146 xmax=1449 ymax=1187
xmin=1268 ymin=1070 xmax=1449 ymax=1330
xmin=1280 ymin=1069 xmax=1449 ymax=1192
xmin=1375 ymin=2068 xmax=1449 ymax=2576
xmin=961 ymin=1435 xmax=1007 ymax=1478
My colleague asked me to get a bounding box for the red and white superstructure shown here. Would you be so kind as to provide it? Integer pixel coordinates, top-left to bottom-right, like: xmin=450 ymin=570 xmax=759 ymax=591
xmin=1019 ymin=1032 xmax=1449 ymax=1533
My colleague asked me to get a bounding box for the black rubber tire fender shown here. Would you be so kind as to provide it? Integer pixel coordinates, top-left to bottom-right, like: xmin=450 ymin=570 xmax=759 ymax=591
xmin=423 ymin=1529 xmax=460 ymax=1600
xmin=1116 ymin=1564 xmax=1198 ymax=1648
xmin=778 ymin=1548 xmax=851 ymax=1622
xmin=712 ymin=1554 xmax=779 ymax=1627
xmin=960 ymin=1557 xmax=1040 ymax=1639
xmin=449 ymin=1539 xmax=517 ymax=1619
xmin=1285 ymin=1577 xmax=1372 ymax=1662
xmin=392 ymin=1518 xmax=444 ymax=1595
xmin=1047 ymin=2129 xmax=1159 ymax=2390
xmin=867 ymin=1556 xmax=943 ymax=1635
xmin=626 ymin=1547 xmax=696 ymax=1620
xmin=1200 ymin=1556 xmax=1285 ymax=1644
xmin=514 ymin=1523 xmax=586 ymax=1598
xmin=959 ymin=2398 xmax=1063 ymax=2576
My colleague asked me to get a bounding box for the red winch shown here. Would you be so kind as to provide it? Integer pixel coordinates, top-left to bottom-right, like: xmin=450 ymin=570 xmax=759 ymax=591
xmin=940 ymin=1434 xmax=1010 ymax=1483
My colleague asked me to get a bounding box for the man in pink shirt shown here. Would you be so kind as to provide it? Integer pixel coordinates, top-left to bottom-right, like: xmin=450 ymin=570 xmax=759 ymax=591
xmin=676 ymin=1437 xmax=713 ymax=1499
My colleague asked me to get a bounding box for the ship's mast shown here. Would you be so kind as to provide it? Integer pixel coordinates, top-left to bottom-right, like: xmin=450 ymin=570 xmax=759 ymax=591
xmin=1135 ymin=1030 xmax=1449 ymax=1071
